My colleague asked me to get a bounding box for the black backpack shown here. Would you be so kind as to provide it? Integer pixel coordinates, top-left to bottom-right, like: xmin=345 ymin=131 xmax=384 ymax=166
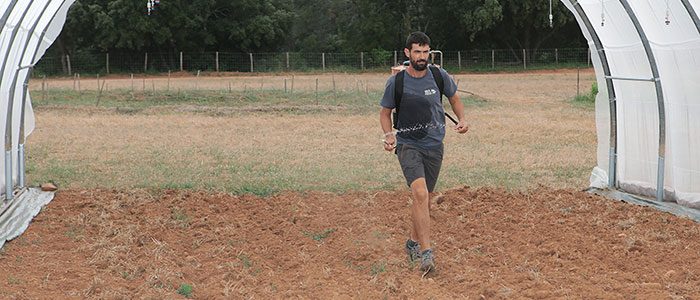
xmin=392 ymin=65 xmax=445 ymax=129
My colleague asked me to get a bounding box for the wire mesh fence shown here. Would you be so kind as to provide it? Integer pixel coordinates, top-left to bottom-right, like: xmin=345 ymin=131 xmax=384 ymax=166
xmin=33 ymin=48 xmax=592 ymax=76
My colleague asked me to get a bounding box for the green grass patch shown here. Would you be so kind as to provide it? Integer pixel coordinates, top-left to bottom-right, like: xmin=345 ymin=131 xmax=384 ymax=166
xmin=301 ymin=228 xmax=336 ymax=241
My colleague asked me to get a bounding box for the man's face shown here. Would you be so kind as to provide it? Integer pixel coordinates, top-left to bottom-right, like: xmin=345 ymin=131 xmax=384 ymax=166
xmin=404 ymin=43 xmax=430 ymax=71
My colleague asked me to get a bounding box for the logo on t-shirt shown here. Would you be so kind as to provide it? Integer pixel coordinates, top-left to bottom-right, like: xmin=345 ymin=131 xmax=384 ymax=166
xmin=424 ymin=88 xmax=437 ymax=96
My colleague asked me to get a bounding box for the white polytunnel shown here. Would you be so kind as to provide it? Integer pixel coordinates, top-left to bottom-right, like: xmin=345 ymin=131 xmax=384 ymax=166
xmin=0 ymin=0 xmax=75 ymax=249
xmin=562 ymin=0 xmax=700 ymax=208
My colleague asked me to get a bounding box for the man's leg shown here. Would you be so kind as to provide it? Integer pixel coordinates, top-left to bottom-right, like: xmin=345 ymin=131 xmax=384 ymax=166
xmin=410 ymin=178 xmax=431 ymax=251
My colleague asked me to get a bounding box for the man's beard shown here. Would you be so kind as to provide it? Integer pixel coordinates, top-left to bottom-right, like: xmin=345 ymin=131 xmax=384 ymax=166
xmin=411 ymin=59 xmax=428 ymax=71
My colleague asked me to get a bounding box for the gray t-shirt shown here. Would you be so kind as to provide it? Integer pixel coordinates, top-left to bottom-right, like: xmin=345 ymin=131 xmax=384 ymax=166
xmin=380 ymin=67 xmax=457 ymax=149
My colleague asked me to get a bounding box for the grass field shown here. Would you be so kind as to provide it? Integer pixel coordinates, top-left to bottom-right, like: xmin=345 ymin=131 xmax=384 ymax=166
xmin=25 ymin=70 xmax=597 ymax=195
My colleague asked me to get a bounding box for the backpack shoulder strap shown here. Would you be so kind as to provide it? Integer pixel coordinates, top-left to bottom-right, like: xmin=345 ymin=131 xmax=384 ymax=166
xmin=394 ymin=70 xmax=405 ymax=112
xmin=429 ymin=65 xmax=444 ymax=100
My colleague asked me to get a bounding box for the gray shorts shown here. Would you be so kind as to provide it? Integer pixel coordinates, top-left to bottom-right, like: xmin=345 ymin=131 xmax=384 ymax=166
xmin=395 ymin=143 xmax=444 ymax=192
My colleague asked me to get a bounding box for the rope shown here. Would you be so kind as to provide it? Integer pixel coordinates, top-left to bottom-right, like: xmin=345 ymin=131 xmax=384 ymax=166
xmin=666 ymin=0 xmax=671 ymax=25
xmin=601 ymin=0 xmax=605 ymax=27
xmin=549 ymin=0 xmax=554 ymax=28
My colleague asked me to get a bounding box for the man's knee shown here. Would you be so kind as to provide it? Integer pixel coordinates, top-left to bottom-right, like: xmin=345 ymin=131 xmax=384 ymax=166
xmin=410 ymin=178 xmax=429 ymax=200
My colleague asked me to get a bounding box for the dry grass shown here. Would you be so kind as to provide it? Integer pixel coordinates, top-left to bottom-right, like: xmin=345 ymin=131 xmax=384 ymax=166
xmin=26 ymin=70 xmax=596 ymax=193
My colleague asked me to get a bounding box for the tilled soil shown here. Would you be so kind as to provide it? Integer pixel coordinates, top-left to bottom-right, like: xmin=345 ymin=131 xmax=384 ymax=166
xmin=1 ymin=187 xmax=700 ymax=299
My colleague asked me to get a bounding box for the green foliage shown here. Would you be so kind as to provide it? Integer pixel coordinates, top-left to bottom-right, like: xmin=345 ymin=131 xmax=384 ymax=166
xmin=573 ymin=82 xmax=598 ymax=103
xmin=53 ymin=0 xmax=585 ymax=58
xmin=176 ymin=283 xmax=193 ymax=298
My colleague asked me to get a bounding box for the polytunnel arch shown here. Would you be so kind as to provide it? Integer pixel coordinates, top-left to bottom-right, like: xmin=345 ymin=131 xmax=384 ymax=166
xmin=562 ymin=0 xmax=700 ymax=209
xmin=0 ymin=0 xmax=75 ymax=248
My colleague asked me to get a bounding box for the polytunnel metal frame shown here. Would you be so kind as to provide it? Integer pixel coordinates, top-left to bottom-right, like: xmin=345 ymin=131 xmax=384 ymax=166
xmin=0 ymin=0 xmax=68 ymax=200
xmin=564 ymin=0 xmax=694 ymax=203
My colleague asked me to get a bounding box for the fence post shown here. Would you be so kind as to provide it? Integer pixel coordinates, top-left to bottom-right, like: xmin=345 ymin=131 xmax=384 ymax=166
xmin=106 ymin=53 xmax=110 ymax=75
xmin=144 ymin=52 xmax=148 ymax=73
xmin=394 ymin=51 xmax=397 ymax=66
xmin=458 ymin=51 xmax=461 ymax=70
xmin=555 ymin=48 xmax=559 ymax=66
xmin=179 ymin=51 xmax=183 ymax=72
xmin=587 ymin=48 xmax=591 ymax=67
xmin=66 ymin=54 xmax=72 ymax=75
xmin=286 ymin=52 xmax=290 ymax=70
xmin=360 ymin=52 xmax=364 ymax=71
xmin=522 ymin=49 xmax=526 ymax=69
xmin=492 ymin=50 xmax=495 ymax=69
xmin=249 ymin=53 xmax=254 ymax=73
xmin=322 ymin=52 xmax=325 ymax=72
xmin=216 ymin=51 xmax=219 ymax=72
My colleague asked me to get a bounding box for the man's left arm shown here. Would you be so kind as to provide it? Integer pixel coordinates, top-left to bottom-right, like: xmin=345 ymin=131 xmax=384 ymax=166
xmin=447 ymin=94 xmax=469 ymax=134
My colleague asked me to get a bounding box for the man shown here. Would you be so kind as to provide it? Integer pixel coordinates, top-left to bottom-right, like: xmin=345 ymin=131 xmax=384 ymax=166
xmin=379 ymin=32 xmax=469 ymax=272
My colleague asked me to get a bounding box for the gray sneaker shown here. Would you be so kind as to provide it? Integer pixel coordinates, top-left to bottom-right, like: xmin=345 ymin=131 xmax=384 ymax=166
xmin=419 ymin=249 xmax=435 ymax=272
xmin=404 ymin=238 xmax=421 ymax=261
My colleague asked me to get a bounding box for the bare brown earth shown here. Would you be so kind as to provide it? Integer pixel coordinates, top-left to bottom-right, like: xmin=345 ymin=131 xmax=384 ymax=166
xmin=2 ymin=187 xmax=700 ymax=299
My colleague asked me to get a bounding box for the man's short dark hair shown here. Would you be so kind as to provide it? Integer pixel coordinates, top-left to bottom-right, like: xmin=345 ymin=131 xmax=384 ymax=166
xmin=405 ymin=32 xmax=431 ymax=50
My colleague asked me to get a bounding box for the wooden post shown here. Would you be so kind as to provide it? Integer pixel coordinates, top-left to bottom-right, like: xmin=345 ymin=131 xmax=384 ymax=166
xmin=587 ymin=48 xmax=591 ymax=67
xmin=179 ymin=51 xmax=183 ymax=72
xmin=77 ymin=73 xmax=81 ymax=101
xmin=144 ymin=52 xmax=148 ymax=73
xmin=106 ymin=53 xmax=110 ymax=75
xmin=42 ymin=76 xmax=46 ymax=103
xmin=216 ymin=51 xmax=219 ymax=72
xmin=286 ymin=52 xmax=290 ymax=70
xmin=66 ymin=54 xmax=72 ymax=75
xmin=458 ymin=51 xmax=462 ymax=70
xmin=555 ymin=48 xmax=559 ymax=66
xmin=492 ymin=50 xmax=495 ymax=69
xmin=394 ymin=51 xmax=397 ymax=66
xmin=523 ymin=49 xmax=527 ymax=69
xmin=322 ymin=53 xmax=325 ymax=72
xmin=249 ymin=53 xmax=254 ymax=73
xmin=360 ymin=52 xmax=364 ymax=71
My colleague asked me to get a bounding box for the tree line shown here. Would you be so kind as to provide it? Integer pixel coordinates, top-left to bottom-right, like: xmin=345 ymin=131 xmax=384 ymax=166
xmin=51 ymin=0 xmax=585 ymax=58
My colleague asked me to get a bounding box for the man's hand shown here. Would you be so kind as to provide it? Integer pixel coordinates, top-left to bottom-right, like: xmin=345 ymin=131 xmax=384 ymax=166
xmin=383 ymin=133 xmax=396 ymax=151
xmin=455 ymin=121 xmax=469 ymax=134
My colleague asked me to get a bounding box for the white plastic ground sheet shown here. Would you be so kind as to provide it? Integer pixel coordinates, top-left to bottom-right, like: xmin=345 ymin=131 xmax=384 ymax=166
xmin=0 ymin=0 xmax=74 ymax=196
xmin=562 ymin=0 xmax=700 ymax=208
xmin=0 ymin=188 xmax=54 ymax=249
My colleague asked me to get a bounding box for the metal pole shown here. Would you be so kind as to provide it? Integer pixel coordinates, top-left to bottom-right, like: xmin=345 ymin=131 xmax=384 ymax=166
xmin=492 ymin=50 xmax=495 ymax=69
xmin=555 ymin=48 xmax=558 ymax=66
xmin=144 ymin=52 xmax=148 ymax=73
xmin=619 ymin=0 xmax=667 ymax=202
xmin=286 ymin=52 xmax=289 ymax=70
xmin=394 ymin=50 xmax=397 ymax=66
xmin=322 ymin=53 xmax=325 ymax=72
xmin=249 ymin=53 xmax=253 ymax=73
xmin=569 ymin=0 xmax=619 ymax=190
xmin=681 ymin=0 xmax=700 ymax=34
xmin=179 ymin=51 xmax=183 ymax=72
xmin=523 ymin=49 xmax=526 ymax=69
xmin=215 ymin=51 xmax=219 ymax=72
xmin=17 ymin=0 xmax=59 ymax=189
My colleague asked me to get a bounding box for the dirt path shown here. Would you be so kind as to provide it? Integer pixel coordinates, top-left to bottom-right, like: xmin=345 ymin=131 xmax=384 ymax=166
xmin=1 ymin=187 xmax=699 ymax=299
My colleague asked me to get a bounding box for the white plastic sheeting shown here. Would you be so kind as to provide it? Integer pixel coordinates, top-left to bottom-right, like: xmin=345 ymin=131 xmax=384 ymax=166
xmin=563 ymin=0 xmax=700 ymax=208
xmin=0 ymin=188 xmax=54 ymax=249
xmin=0 ymin=0 xmax=74 ymax=197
